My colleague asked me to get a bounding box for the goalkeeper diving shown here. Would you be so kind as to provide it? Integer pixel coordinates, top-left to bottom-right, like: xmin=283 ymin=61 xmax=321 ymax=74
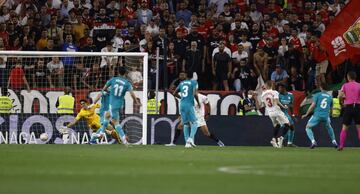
xmin=60 ymin=98 xmax=120 ymax=144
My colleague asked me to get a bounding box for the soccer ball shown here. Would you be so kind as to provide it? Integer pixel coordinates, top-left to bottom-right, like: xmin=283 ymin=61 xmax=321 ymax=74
xmin=40 ymin=133 xmax=49 ymax=141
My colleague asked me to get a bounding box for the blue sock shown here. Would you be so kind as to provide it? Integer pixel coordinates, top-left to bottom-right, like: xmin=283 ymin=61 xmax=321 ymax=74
xmin=326 ymin=124 xmax=336 ymax=142
xmin=183 ymin=124 xmax=190 ymax=142
xmin=306 ymin=128 xmax=315 ymax=143
xmin=290 ymin=130 xmax=295 ymax=143
xmin=115 ymin=124 xmax=125 ymax=139
xmin=287 ymin=130 xmax=293 ymax=143
xmin=97 ymin=119 xmax=109 ymax=135
xmin=190 ymin=123 xmax=198 ymax=139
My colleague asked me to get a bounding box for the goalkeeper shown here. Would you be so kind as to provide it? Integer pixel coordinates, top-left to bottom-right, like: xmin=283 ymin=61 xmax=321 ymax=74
xmin=61 ymin=99 xmax=120 ymax=144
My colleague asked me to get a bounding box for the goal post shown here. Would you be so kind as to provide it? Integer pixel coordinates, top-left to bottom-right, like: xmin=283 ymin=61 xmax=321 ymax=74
xmin=0 ymin=50 xmax=148 ymax=145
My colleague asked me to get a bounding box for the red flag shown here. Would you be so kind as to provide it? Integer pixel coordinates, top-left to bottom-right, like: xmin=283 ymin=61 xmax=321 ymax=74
xmin=320 ymin=0 xmax=360 ymax=68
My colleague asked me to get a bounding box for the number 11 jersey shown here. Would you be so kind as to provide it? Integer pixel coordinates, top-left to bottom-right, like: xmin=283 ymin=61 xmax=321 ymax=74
xmin=106 ymin=76 xmax=133 ymax=109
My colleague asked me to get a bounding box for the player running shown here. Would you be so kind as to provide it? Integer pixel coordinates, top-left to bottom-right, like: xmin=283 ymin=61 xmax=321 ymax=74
xmin=90 ymin=90 xmax=121 ymax=144
xmin=254 ymin=80 xmax=291 ymax=148
xmin=278 ymin=83 xmax=297 ymax=147
xmin=166 ymin=93 xmax=225 ymax=147
xmin=97 ymin=66 xmax=140 ymax=145
xmin=301 ymin=82 xmax=338 ymax=149
xmin=173 ymin=72 xmax=200 ymax=148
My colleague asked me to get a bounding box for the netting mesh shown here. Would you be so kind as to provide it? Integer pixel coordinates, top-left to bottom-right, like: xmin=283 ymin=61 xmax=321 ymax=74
xmin=0 ymin=52 xmax=146 ymax=145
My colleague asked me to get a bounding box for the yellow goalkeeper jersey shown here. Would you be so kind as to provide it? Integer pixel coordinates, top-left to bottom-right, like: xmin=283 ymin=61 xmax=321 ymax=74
xmin=75 ymin=104 xmax=101 ymax=130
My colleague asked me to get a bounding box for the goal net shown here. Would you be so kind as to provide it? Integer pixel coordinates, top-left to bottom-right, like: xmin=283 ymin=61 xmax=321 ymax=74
xmin=0 ymin=51 xmax=148 ymax=145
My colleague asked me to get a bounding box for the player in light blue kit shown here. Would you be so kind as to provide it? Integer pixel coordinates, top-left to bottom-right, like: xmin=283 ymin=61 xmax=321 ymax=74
xmin=278 ymin=84 xmax=296 ymax=147
xmin=98 ymin=66 xmax=140 ymax=145
xmin=173 ymin=71 xmax=200 ymax=148
xmin=302 ymin=82 xmax=338 ymax=149
xmin=90 ymin=90 xmax=121 ymax=144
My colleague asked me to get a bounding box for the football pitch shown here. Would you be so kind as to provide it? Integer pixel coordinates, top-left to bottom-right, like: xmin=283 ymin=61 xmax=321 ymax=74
xmin=0 ymin=145 xmax=359 ymax=194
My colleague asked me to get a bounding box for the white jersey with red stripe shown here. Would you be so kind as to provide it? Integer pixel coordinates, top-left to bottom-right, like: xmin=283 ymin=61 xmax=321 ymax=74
xmin=261 ymin=89 xmax=282 ymax=115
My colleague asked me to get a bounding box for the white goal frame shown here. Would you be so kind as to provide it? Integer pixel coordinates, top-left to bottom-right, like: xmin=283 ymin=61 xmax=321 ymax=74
xmin=0 ymin=51 xmax=149 ymax=145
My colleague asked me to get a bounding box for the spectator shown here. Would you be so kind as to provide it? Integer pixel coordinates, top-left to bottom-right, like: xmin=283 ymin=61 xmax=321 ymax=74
xmin=253 ymin=46 xmax=269 ymax=80
xmin=47 ymin=18 xmax=63 ymax=47
xmin=173 ymin=30 xmax=188 ymax=62
xmin=288 ymin=66 xmax=304 ymax=91
xmin=238 ymin=34 xmax=252 ymax=56
xmin=36 ymin=29 xmax=48 ymax=51
xmin=153 ymin=26 xmax=169 ymax=55
xmin=42 ymin=39 xmax=59 ymax=51
xmin=271 ymin=64 xmax=289 ymax=85
xmin=72 ymin=14 xmax=88 ymax=44
xmin=62 ymin=34 xmax=78 ymax=88
xmin=0 ymin=44 xmax=7 ymax=89
xmin=212 ymin=40 xmax=231 ymax=58
xmin=232 ymin=44 xmax=248 ymax=66
xmin=212 ymin=41 xmax=231 ymax=91
xmin=7 ymin=59 xmax=31 ymax=92
xmin=128 ymin=66 xmax=143 ymax=89
xmin=47 ymin=57 xmax=64 ymax=87
xmin=176 ymin=1 xmax=192 ymax=26
xmin=60 ymin=0 xmax=74 ymax=18
xmin=146 ymin=19 xmax=159 ymax=37
xmin=136 ymin=0 xmax=153 ymax=25
xmin=313 ymin=38 xmax=328 ymax=86
xmin=232 ymin=59 xmax=251 ymax=91
xmin=100 ymin=41 xmax=117 ymax=85
xmin=183 ymin=41 xmax=202 ymax=80
xmin=33 ymin=58 xmax=52 ymax=88
xmin=175 ymin=18 xmax=189 ymax=37
xmin=186 ymin=24 xmax=206 ymax=62
xmin=112 ymin=29 xmax=124 ymax=52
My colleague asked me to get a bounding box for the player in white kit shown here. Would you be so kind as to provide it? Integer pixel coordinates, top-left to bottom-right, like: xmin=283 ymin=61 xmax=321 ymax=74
xmin=166 ymin=93 xmax=225 ymax=147
xmin=254 ymin=81 xmax=291 ymax=148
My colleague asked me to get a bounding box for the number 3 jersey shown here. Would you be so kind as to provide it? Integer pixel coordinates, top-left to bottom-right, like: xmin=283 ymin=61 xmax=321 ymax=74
xmin=177 ymin=80 xmax=198 ymax=107
xmin=105 ymin=76 xmax=133 ymax=109
xmin=312 ymin=92 xmax=332 ymax=118
xmin=261 ymin=89 xmax=282 ymax=115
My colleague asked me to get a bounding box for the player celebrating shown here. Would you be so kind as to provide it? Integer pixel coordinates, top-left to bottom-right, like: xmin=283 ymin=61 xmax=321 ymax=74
xmin=338 ymin=71 xmax=360 ymax=151
xmin=99 ymin=66 xmax=140 ymax=145
xmin=166 ymin=92 xmax=225 ymax=147
xmin=301 ymin=82 xmax=338 ymax=149
xmin=278 ymin=83 xmax=296 ymax=147
xmin=173 ymin=72 xmax=200 ymax=148
xmin=254 ymin=80 xmax=291 ymax=148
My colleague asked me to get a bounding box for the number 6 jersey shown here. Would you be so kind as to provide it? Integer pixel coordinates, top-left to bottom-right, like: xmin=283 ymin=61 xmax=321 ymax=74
xmin=312 ymin=92 xmax=332 ymax=118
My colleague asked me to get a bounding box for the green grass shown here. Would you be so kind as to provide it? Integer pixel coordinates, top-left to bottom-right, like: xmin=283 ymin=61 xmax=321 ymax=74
xmin=0 ymin=145 xmax=359 ymax=194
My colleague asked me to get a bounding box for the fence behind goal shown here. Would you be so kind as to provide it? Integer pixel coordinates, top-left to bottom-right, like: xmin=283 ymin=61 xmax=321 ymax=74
xmin=0 ymin=51 xmax=148 ymax=145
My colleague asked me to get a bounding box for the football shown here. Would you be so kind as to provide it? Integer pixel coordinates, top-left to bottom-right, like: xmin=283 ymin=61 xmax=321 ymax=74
xmin=40 ymin=133 xmax=49 ymax=141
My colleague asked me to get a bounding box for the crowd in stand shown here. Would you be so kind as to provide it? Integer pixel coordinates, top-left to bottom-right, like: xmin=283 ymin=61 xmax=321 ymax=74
xmin=0 ymin=0 xmax=355 ymax=93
